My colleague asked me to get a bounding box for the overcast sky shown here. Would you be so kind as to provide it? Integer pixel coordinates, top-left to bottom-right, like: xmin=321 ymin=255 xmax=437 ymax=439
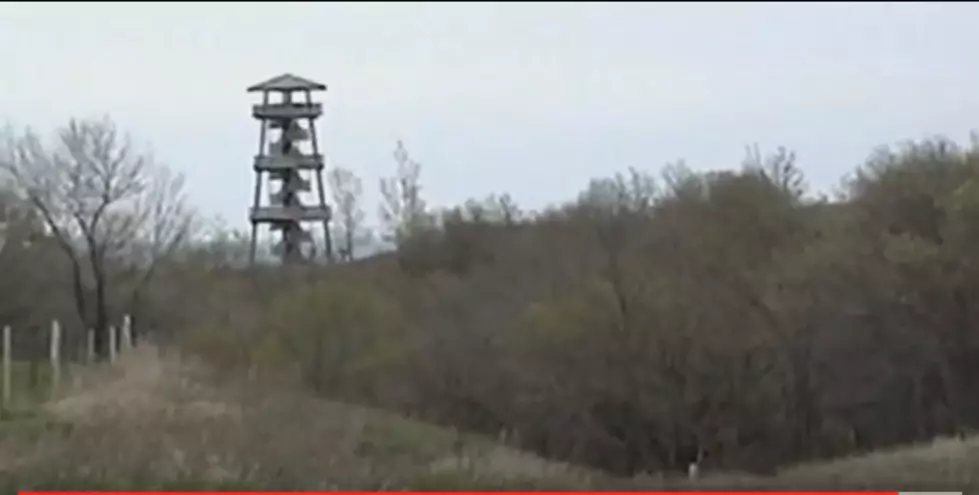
xmin=2 ymin=2 xmax=979 ymax=229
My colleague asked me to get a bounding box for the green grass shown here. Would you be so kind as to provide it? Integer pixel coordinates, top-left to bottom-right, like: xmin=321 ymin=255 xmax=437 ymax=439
xmin=1 ymin=360 xmax=56 ymax=412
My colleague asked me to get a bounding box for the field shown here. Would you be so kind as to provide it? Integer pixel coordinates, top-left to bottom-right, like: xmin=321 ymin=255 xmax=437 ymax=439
xmin=0 ymin=346 xmax=974 ymax=493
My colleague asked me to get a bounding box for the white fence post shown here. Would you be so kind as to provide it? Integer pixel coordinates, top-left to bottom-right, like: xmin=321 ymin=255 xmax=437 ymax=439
xmin=121 ymin=314 xmax=133 ymax=353
xmin=49 ymin=320 xmax=61 ymax=398
xmin=1 ymin=325 xmax=10 ymax=411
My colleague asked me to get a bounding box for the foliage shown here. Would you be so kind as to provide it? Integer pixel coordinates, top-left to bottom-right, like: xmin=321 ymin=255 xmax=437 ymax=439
xmin=11 ymin=121 xmax=979 ymax=484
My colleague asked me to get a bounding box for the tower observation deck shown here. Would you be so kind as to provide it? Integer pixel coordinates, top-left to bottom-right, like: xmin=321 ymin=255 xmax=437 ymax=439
xmin=247 ymin=73 xmax=333 ymax=264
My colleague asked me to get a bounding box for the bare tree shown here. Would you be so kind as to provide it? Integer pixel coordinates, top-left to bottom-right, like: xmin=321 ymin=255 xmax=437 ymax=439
xmin=327 ymin=166 xmax=368 ymax=261
xmin=379 ymin=140 xmax=429 ymax=247
xmin=0 ymin=116 xmax=195 ymax=359
xmin=120 ymin=163 xmax=197 ymax=327
xmin=743 ymin=143 xmax=807 ymax=200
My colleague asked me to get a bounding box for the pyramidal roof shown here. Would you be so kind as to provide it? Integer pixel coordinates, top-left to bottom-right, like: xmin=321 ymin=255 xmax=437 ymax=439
xmin=247 ymin=73 xmax=326 ymax=93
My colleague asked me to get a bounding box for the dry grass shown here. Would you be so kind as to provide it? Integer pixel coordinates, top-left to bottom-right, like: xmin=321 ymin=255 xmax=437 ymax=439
xmin=1 ymin=345 xmax=976 ymax=492
xmin=0 ymin=345 xmax=601 ymax=491
xmin=773 ymin=435 xmax=979 ymax=491
xmin=633 ymin=436 xmax=979 ymax=492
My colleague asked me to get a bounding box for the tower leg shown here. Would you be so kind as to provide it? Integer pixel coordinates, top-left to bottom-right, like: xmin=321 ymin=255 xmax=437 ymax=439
xmin=250 ymin=99 xmax=269 ymax=266
xmin=315 ymin=171 xmax=333 ymax=263
xmin=249 ymin=222 xmax=259 ymax=265
xmin=307 ymin=112 xmax=333 ymax=264
xmin=249 ymin=171 xmax=263 ymax=265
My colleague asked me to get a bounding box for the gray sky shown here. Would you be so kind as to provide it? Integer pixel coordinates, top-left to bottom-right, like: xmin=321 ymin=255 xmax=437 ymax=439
xmin=3 ymin=2 xmax=979 ymax=229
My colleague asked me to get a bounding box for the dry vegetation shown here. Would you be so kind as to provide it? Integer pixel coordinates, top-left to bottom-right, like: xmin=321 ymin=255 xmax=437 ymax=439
xmin=1 ymin=345 xmax=978 ymax=492
xmin=0 ymin=345 xmax=606 ymax=491
xmin=2 ymin=117 xmax=979 ymax=490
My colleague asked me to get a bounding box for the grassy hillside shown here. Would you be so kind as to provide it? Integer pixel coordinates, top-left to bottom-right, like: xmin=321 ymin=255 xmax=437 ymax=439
xmin=773 ymin=435 xmax=979 ymax=491
xmin=0 ymin=347 xmax=616 ymax=491
xmin=0 ymin=346 xmax=975 ymax=492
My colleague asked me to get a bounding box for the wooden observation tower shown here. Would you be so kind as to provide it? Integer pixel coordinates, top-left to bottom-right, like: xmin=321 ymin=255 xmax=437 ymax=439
xmin=247 ymin=73 xmax=333 ymax=264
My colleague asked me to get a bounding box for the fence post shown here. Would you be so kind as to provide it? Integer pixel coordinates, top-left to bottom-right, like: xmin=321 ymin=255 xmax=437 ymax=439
xmin=108 ymin=325 xmax=117 ymax=364
xmin=49 ymin=320 xmax=61 ymax=398
xmin=86 ymin=329 xmax=95 ymax=364
xmin=121 ymin=315 xmax=133 ymax=354
xmin=2 ymin=325 xmax=10 ymax=413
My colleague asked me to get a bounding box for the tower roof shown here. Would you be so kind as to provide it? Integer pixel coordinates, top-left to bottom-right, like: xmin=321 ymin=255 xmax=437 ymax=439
xmin=247 ymin=73 xmax=326 ymax=93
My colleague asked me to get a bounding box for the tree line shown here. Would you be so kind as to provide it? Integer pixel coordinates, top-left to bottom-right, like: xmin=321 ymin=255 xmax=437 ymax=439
xmin=3 ymin=117 xmax=979 ymax=476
